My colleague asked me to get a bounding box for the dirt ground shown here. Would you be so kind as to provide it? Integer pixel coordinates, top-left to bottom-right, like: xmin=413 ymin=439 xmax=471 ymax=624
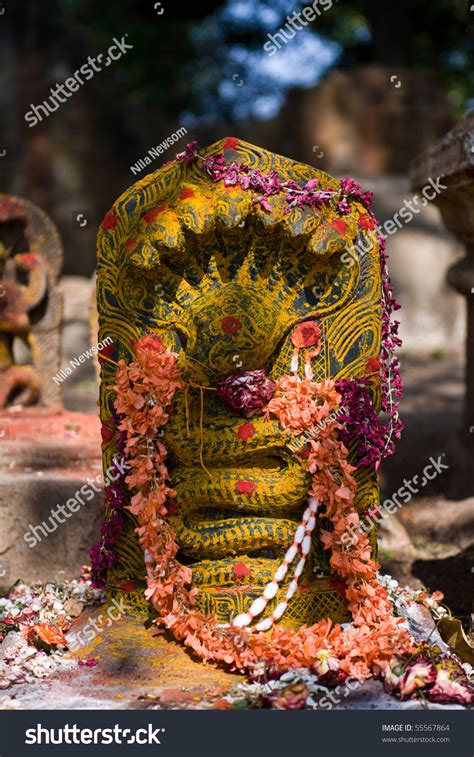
xmin=376 ymin=352 xmax=473 ymax=634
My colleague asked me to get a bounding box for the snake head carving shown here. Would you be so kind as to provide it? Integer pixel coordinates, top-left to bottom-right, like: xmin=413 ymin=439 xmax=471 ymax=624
xmin=97 ymin=139 xmax=382 ymax=625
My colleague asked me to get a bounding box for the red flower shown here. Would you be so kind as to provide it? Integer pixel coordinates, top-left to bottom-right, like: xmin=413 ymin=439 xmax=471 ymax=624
xmin=366 ymin=357 xmax=380 ymax=375
xmin=179 ymin=187 xmax=195 ymax=200
xmin=266 ymin=683 xmax=310 ymax=710
xmin=176 ymin=141 xmax=200 ymax=166
xmin=330 ymin=219 xmax=348 ymax=234
xmin=358 ymin=213 xmax=376 ymax=230
xmin=384 ymin=655 xmax=437 ymax=700
xmin=384 ymin=654 xmax=473 ymax=706
xmin=428 ymin=666 xmax=473 ymax=706
xmin=221 ymin=316 xmax=240 ymax=335
xmin=125 ymin=237 xmax=137 ymax=249
xmin=25 ymin=623 xmax=67 ymax=651
xmin=133 ymin=334 xmax=164 ymax=353
xmin=143 ymin=206 xmax=165 ymax=224
xmin=101 ymin=424 xmax=114 ymax=442
xmin=291 ymin=321 xmax=321 ymax=349
xmin=399 ymin=658 xmax=437 ymax=698
xmin=101 ymin=211 xmax=118 ymax=230
xmin=233 ymin=562 xmax=251 ymax=580
xmin=235 ymin=481 xmax=255 ymax=495
xmin=217 ymin=369 xmax=276 ymax=414
xmin=223 ymin=137 xmax=239 ymax=151
xmin=237 ymin=422 xmax=256 ymax=441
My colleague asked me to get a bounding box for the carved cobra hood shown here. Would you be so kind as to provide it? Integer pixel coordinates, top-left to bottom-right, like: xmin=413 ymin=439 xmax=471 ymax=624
xmin=97 ymin=138 xmax=381 ymax=626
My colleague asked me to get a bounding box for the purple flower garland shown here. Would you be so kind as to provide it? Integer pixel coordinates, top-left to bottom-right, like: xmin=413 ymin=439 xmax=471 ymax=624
xmin=177 ymin=141 xmax=373 ymax=214
xmin=378 ymin=235 xmax=404 ymax=442
xmin=335 ymin=377 xmax=401 ymax=469
xmin=89 ymin=414 xmax=128 ymax=589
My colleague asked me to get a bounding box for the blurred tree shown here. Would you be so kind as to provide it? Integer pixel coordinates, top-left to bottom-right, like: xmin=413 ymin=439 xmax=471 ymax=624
xmin=3 ymin=0 xmax=473 ymax=274
xmin=56 ymin=0 xmax=474 ymax=124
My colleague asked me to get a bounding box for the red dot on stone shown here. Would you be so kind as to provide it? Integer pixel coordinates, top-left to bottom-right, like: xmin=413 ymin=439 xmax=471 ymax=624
xmin=143 ymin=206 xmax=166 ymax=223
xmin=236 ymin=481 xmax=255 ymax=495
xmin=237 ymin=422 xmax=256 ymax=441
xmin=233 ymin=562 xmax=251 ymax=579
xmin=223 ymin=137 xmax=239 ymax=151
xmin=221 ymin=316 xmax=240 ymax=335
xmin=330 ymin=219 xmax=348 ymax=234
xmin=101 ymin=211 xmax=118 ymax=230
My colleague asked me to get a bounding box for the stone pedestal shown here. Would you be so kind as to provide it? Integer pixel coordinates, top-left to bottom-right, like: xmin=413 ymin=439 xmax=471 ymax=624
xmin=0 ymin=408 xmax=102 ymax=585
xmin=411 ymin=115 xmax=474 ymax=446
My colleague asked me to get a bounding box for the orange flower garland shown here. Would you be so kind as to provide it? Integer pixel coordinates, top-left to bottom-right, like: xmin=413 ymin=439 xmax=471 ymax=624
xmin=113 ymin=336 xmax=414 ymax=679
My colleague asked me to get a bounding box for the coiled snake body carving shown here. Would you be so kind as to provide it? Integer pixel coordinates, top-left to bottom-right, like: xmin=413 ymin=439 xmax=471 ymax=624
xmin=97 ymin=138 xmax=381 ymax=625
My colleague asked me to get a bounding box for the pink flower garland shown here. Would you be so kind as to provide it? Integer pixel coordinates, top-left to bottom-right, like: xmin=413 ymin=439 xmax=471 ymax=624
xmin=177 ymin=141 xmax=373 ymax=214
xmin=112 ymin=336 xmax=414 ymax=680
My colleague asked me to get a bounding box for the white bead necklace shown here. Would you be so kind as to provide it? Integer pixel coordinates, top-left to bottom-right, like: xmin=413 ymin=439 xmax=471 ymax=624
xmin=231 ymin=343 xmax=319 ymax=632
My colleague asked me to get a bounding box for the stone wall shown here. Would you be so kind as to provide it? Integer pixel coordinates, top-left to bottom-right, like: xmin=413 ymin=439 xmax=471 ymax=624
xmin=364 ymin=175 xmax=465 ymax=354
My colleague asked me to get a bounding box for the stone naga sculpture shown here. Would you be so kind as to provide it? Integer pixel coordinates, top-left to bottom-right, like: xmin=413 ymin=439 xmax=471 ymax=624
xmin=96 ymin=139 xmax=382 ymax=626
xmin=0 ymin=195 xmax=63 ymax=408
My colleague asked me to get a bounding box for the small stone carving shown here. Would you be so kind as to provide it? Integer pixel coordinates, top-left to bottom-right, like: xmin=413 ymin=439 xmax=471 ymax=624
xmin=0 ymin=195 xmax=63 ymax=407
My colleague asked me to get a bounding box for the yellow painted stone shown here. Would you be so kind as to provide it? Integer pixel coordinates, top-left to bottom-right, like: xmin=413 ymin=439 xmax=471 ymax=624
xmin=97 ymin=139 xmax=381 ymax=627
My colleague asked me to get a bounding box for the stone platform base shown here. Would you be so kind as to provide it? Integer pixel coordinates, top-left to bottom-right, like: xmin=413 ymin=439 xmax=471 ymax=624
xmin=3 ymin=608 xmax=460 ymax=711
xmin=0 ymin=407 xmax=102 ymax=585
xmin=8 ymin=609 xmax=240 ymax=710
